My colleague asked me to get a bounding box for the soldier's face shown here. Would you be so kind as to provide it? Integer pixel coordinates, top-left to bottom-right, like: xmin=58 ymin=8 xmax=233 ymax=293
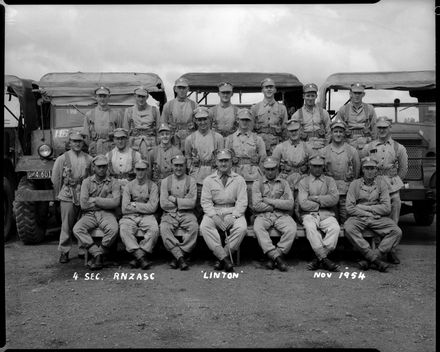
xmin=175 ymin=86 xmax=188 ymax=99
xmin=172 ymin=162 xmax=185 ymax=177
xmin=303 ymin=92 xmax=317 ymax=107
xmin=135 ymin=94 xmax=148 ymax=107
xmin=196 ymin=117 xmax=209 ymax=132
xmin=94 ymin=164 xmax=108 ymax=177
xmin=264 ymin=166 xmax=278 ymax=180
xmin=310 ymin=164 xmax=324 ymax=177
xmin=288 ymin=129 xmax=300 ymax=141
xmin=350 ymin=91 xmax=364 ymax=104
xmin=362 ymin=166 xmax=377 ymax=180
xmin=332 ymin=127 xmax=345 ymax=143
xmin=96 ymin=94 xmax=109 ymax=107
xmin=377 ymin=126 xmax=390 ymax=139
xmin=218 ymin=90 xmax=232 ymax=103
xmin=135 ymin=168 xmax=147 ymax=180
xmin=70 ymin=139 xmax=83 ymax=152
xmin=239 ymin=119 xmax=251 ymax=130
xmin=262 ymin=85 xmax=276 ymax=99
xmin=115 ymin=136 xmax=128 ymax=150
xmin=216 ymin=158 xmax=232 ymax=174
xmin=159 ymin=130 xmax=171 ymax=144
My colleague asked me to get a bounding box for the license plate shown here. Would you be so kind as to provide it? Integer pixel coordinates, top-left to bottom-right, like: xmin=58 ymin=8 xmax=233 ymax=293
xmin=28 ymin=170 xmax=52 ymax=179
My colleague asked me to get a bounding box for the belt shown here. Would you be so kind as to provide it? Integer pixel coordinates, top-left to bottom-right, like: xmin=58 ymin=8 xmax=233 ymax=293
xmin=199 ymin=160 xmax=213 ymax=166
xmin=131 ymin=129 xmax=155 ymax=137
xmin=112 ymin=173 xmax=133 ymax=180
xmin=349 ymin=128 xmax=364 ymax=136
xmin=237 ymin=157 xmax=258 ymax=166
xmin=215 ymin=203 xmax=235 ymax=208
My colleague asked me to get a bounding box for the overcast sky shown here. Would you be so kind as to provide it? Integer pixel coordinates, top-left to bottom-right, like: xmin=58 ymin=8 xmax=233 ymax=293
xmin=4 ymin=1 xmax=435 ymax=101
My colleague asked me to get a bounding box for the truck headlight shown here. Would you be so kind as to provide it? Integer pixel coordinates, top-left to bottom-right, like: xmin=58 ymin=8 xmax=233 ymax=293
xmin=38 ymin=144 xmax=53 ymax=158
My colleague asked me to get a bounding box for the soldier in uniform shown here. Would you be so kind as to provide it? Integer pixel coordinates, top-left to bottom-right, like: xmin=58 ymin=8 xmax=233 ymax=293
xmin=82 ymin=87 xmax=124 ymax=157
xmin=291 ymin=83 xmax=331 ymax=152
xmin=321 ymin=117 xmax=360 ymax=223
xmin=209 ymin=82 xmax=239 ymax=137
xmin=252 ymin=157 xmax=297 ymax=272
xmin=225 ymin=108 xmax=266 ymax=211
xmin=148 ymin=123 xmax=182 ymax=185
xmin=250 ymin=78 xmax=288 ymax=154
xmin=200 ymin=149 xmax=248 ymax=272
xmin=185 ymin=107 xmax=224 ymax=218
xmin=160 ymin=77 xmax=198 ymax=150
xmin=123 ymin=86 xmax=160 ymax=160
xmin=344 ymin=156 xmax=402 ymax=272
xmin=335 ymin=83 xmax=377 ymax=151
xmin=73 ymin=155 xmax=120 ymax=270
xmin=119 ymin=160 xmax=159 ymax=270
xmin=298 ymin=155 xmax=340 ymax=272
xmin=160 ymin=155 xmax=198 ymax=270
xmin=51 ymin=131 xmax=93 ymax=263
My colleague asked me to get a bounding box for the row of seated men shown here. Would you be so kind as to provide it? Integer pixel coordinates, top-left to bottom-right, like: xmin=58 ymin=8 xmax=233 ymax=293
xmin=52 ymin=127 xmax=403 ymax=273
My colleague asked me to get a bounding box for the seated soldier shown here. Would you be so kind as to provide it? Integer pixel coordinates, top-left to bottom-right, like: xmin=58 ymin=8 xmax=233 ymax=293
xmin=119 ymin=160 xmax=159 ymax=269
xmin=252 ymin=157 xmax=297 ymax=272
xmin=200 ymin=149 xmax=248 ymax=272
xmin=73 ymin=155 xmax=120 ymax=270
xmin=344 ymin=156 xmax=402 ymax=272
xmin=298 ymin=155 xmax=340 ymax=272
xmin=160 ymin=154 xmax=198 ymax=271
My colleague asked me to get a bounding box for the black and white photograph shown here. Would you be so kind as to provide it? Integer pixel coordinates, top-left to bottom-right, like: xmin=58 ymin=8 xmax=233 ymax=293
xmin=2 ymin=1 xmax=436 ymax=351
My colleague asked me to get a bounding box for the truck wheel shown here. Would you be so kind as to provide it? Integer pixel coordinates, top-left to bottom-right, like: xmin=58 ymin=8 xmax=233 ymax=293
xmin=3 ymin=176 xmax=15 ymax=241
xmin=13 ymin=177 xmax=49 ymax=244
xmin=413 ymin=200 xmax=435 ymax=226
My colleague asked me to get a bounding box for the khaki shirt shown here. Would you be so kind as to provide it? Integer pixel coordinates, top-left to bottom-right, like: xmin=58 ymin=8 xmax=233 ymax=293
xmin=80 ymin=175 xmax=120 ymax=212
xmin=209 ymin=104 xmax=238 ymax=136
xmin=148 ymin=144 xmax=182 ymax=182
xmin=346 ymin=177 xmax=391 ymax=217
xmin=81 ymin=106 xmax=123 ymax=141
xmin=272 ymin=140 xmax=312 ymax=172
xmin=250 ymin=99 xmax=288 ymax=136
xmin=123 ymin=104 xmax=159 ymax=133
xmin=160 ymin=98 xmax=198 ymax=131
xmin=160 ymin=174 xmax=197 ymax=215
xmin=298 ymin=174 xmax=339 ymax=219
xmin=252 ymin=176 xmax=294 ymax=216
xmin=106 ymin=147 xmax=142 ymax=176
xmin=336 ymin=102 xmax=377 ymax=136
xmin=121 ymin=178 xmax=158 ymax=216
xmin=201 ymin=171 xmax=247 ymax=218
xmin=292 ymin=105 xmax=331 ymax=135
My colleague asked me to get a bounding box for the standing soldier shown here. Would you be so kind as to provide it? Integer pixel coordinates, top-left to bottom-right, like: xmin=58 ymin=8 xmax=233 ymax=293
xmin=321 ymin=117 xmax=360 ymax=224
xmin=200 ymin=149 xmax=248 ymax=272
xmin=160 ymin=155 xmax=198 ymax=270
xmin=148 ymin=123 xmax=182 ymax=185
xmin=73 ymin=155 xmax=120 ymax=270
xmin=82 ymin=87 xmax=124 ymax=156
xmin=225 ymin=108 xmax=266 ymax=210
xmin=344 ymin=156 xmax=402 ymax=272
xmin=335 ymin=83 xmax=377 ymax=151
xmin=124 ymin=86 xmax=160 ymax=160
xmin=250 ymin=78 xmax=288 ymax=154
xmin=252 ymin=157 xmax=297 ymax=272
xmin=298 ymin=155 xmax=340 ymax=272
xmin=209 ymin=82 xmax=239 ymax=137
xmin=51 ymin=131 xmax=93 ymax=263
xmin=119 ymin=160 xmax=159 ymax=270
xmin=185 ymin=107 xmax=224 ymax=217
xmin=161 ymin=77 xmax=198 ymax=150
xmin=291 ymin=83 xmax=331 ymax=152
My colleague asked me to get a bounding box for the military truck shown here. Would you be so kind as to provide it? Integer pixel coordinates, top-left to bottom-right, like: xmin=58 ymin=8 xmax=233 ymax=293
xmin=10 ymin=72 xmax=167 ymax=244
xmin=318 ymin=70 xmax=436 ymax=225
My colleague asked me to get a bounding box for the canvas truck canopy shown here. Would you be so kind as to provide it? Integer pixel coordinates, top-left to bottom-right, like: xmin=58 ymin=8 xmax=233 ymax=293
xmin=36 ymin=72 xmax=167 ymax=108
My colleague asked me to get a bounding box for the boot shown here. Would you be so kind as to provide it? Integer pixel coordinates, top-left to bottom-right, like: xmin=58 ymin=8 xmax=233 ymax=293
xmin=213 ymin=260 xmax=224 ymax=271
xmin=372 ymin=258 xmax=389 ymax=272
xmin=90 ymin=254 xmax=103 ymax=270
xmin=177 ymin=257 xmax=189 ymax=271
xmin=358 ymin=260 xmax=370 ymax=271
xmin=387 ymin=251 xmax=400 ymax=264
xmin=321 ymin=258 xmax=340 ymax=272
xmin=169 ymin=258 xmax=179 ymax=269
xmin=265 ymin=259 xmax=275 ymax=270
xmin=307 ymin=258 xmax=321 ymax=271
xmin=139 ymin=253 xmax=152 ymax=270
xmin=275 ymin=256 xmax=288 ymax=272
xmin=129 ymin=259 xmax=139 ymax=268
xmin=223 ymin=257 xmax=234 ymax=272
xmin=59 ymin=252 xmax=69 ymax=264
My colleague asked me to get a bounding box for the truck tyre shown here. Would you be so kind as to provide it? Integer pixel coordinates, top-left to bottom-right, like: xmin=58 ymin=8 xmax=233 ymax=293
xmin=13 ymin=177 xmax=49 ymax=244
xmin=3 ymin=176 xmax=15 ymax=241
xmin=413 ymin=200 xmax=435 ymax=226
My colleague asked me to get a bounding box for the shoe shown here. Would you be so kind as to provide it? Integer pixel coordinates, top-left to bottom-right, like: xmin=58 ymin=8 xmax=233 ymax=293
xmin=223 ymin=257 xmax=234 ymax=272
xmin=372 ymin=259 xmax=389 ymax=272
xmin=387 ymin=251 xmax=400 ymax=264
xmin=275 ymin=256 xmax=288 ymax=272
xmin=358 ymin=260 xmax=370 ymax=271
xmin=321 ymin=258 xmax=340 ymax=272
xmin=90 ymin=254 xmax=103 ymax=270
xmin=59 ymin=252 xmax=69 ymax=264
xmin=265 ymin=259 xmax=275 ymax=270
xmin=307 ymin=258 xmax=321 ymax=271
xmin=177 ymin=257 xmax=189 ymax=271
xmin=139 ymin=254 xmax=152 ymax=270
xmin=169 ymin=259 xmax=179 ymax=269
xmin=214 ymin=260 xmax=224 ymax=271
xmin=129 ymin=259 xmax=139 ymax=268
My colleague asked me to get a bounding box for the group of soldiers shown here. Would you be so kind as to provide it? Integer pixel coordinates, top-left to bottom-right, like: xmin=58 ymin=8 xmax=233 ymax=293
xmin=51 ymin=77 xmax=408 ymax=273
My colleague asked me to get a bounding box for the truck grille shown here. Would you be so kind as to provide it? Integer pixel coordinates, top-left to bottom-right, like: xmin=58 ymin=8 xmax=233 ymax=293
xmin=406 ymin=146 xmax=423 ymax=180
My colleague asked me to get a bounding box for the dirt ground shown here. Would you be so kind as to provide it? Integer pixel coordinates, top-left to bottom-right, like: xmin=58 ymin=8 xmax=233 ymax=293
xmin=2 ymin=214 xmax=436 ymax=351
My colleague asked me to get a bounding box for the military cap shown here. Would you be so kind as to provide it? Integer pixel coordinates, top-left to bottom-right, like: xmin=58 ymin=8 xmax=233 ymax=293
xmin=286 ymin=119 xmax=301 ymax=131
xmin=158 ymin=123 xmax=171 ymax=132
xmin=175 ymin=77 xmax=189 ymax=87
xmin=351 ymin=83 xmax=365 ymax=93
xmin=218 ymin=82 xmax=233 ymax=92
xmin=69 ymin=131 xmax=84 ymax=141
xmin=194 ymin=106 xmax=210 ymax=119
xmin=361 ymin=156 xmax=378 ymax=167
xmin=331 ymin=117 xmax=347 ymax=130
xmin=376 ymin=116 xmax=392 ymax=127
xmin=303 ymin=83 xmax=318 ymax=93
xmin=216 ymin=149 xmax=232 ymax=160
xmin=134 ymin=86 xmax=149 ymax=96
xmin=237 ymin=108 xmax=253 ymax=120
xmin=262 ymin=156 xmax=279 ymax=169
xmin=94 ymin=86 xmax=111 ymax=95
xmin=134 ymin=160 xmax=148 ymax=169
xmin=309 ymin=155 xmax=325 ymax=166
xmin=261 ymin=78 xmax=276 ymax=87
xmin=92 ymin=154 xmax=109 ymax=166
xmin=113 ymin=128 xmax=129 ymax=138
xmin=171 ymin=154 xmax=186 ymax=164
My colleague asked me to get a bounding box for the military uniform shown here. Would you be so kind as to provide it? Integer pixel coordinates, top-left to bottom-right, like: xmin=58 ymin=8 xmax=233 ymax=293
xmin=160 ymin=155 xmax=198 ymax=267
xmin=209 ymin=82 xmax=239 ymax=137
xmin=82 ymin=87 xmax=124 ymax=156
xmin=51 ymin=132 xmax=93 ymax=261
xmin=252 ymin=157 xmax=297 ymax=268
xmin=124 ymin=86 xmax=160 ymax=160
xmin=73 ymin=155 xmax=120 ymax=267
